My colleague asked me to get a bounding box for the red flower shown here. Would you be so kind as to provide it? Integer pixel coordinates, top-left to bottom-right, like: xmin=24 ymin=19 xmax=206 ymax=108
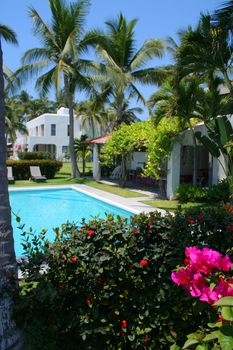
xmin=226 ymin=225 xmax=233 ymax=231
xmin=197 ymin=215 xmax=204 ymax=221
xmin=98 ymin=276 xmax=104 ymax=284
xmin=147 ymin=233 xmax=151 ymax=237
xmin=59 ymin=284 xmax=64 ymax=289
xmin=88 ymin=230 xmax=95 ymax=236
xmin=70 ymin=257 xmax=78 ymax=263
xmin=139 ymin=259 xmax=148 ymax=267
xmin=187 ymin=218 xmax=195 ymax=225
xmin=121 ymin=320 xmax=127 ymax=329
xmin=147 ymin=223 xmax=152 ymax=228
xmin=86 ymin=298 xmax=92 ymax=305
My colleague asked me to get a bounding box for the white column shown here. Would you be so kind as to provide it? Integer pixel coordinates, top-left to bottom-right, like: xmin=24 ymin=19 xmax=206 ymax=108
xmin=166 ymin=143 xmax=181 ymax=199
xmin=93 ymin=144 xmax=101 ymax=181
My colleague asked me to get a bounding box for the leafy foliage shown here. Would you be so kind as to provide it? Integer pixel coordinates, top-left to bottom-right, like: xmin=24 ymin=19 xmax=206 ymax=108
xmin=13 ymin=206 xmax=233 ymax=349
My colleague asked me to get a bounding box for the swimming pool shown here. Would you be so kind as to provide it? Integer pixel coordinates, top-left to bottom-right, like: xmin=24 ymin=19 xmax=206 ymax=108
xmin=9 ymin=187 xmax=133 ymax=256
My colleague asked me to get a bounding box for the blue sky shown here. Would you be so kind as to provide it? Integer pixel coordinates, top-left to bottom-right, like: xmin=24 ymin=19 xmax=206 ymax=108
xmin=1 ymin=0 xmax=221 ymax=119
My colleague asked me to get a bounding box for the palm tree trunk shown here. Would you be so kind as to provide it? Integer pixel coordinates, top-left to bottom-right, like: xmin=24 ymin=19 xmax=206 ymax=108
xmin=188 ymin=121 xmax=197 ymax=186
xmin=0 ymin=39 xmax=22 ymax=350
xmin=120 ymin=154 xmax=127 ymax=188
xmin=114 ymin=91 xmax=124 ymax=129
xmin=64 ymin=78 xmax=80 ymax=178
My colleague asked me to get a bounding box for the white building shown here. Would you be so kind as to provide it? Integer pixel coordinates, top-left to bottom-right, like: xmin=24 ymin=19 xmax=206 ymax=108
xmin=166 ymin=120 xmax=229 ymax=199
xmin=15 ymin=107 xmax=98 ymax=160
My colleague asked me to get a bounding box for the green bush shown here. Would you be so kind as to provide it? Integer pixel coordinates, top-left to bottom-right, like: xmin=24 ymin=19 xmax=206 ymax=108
xmin=176 ymin=183 xmax=208 ymax=202
xmin=176 ymin=180 xmax=230 ymax=203
xmin=6 ymin=160 xmax=63 ymax=179
xmin=207 ymin=178 xmax=230 ymax=203
xmin=18 ymin=151 xmax=52 ymax=160
xmin=14 ymin=206 xmax=233 ymax=349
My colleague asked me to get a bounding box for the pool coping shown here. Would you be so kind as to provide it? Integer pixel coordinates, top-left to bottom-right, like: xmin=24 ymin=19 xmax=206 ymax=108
xmin=9 ymin=184 xmax=165 ymax=215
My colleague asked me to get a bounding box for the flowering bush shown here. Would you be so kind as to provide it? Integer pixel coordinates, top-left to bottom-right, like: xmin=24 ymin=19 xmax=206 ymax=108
xmin=14 ymin=206 xmax=233 ymax=349
xmin=171 ymin=248 xmax=233 ymax=350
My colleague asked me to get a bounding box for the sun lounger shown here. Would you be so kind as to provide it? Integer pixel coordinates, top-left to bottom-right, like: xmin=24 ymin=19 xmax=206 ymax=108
xmin=7 ymin=166 xmax=15 ymax=184
xmin=29 ymin=166 xmax=47 ymax=182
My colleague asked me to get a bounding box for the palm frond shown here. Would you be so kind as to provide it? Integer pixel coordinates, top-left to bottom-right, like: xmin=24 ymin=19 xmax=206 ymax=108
xmin=0 ymin=24 xmax=18 ymax=44
xmin=129 ymin=39 xmax=164 ymax=70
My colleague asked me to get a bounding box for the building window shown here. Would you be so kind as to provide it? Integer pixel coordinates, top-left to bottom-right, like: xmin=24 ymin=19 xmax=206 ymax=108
xmin=51 ymin=124 xmax=56 ymax=136
xmin=62 ymin=146 xmax=68 ymax=153
xmin=41 ymin=124 xmax=44 ymax=136
xmin=67 ymin=125 xmax=70 ymax=136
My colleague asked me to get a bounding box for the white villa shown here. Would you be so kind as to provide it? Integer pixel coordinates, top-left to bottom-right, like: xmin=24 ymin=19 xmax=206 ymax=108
xmin=15 ymin=107 xmax=99 ymax=160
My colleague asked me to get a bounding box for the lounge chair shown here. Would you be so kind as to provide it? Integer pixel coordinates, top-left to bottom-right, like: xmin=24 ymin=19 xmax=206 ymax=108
xmin=7 ymin=166 xmax=15 ymax=184
xmin=110 ymin=165 xmax=122 ymax=180
xmin=29 ymin=166 xmax=47 ymax=182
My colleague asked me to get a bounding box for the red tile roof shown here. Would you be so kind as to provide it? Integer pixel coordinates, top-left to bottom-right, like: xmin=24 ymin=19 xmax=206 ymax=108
xmin=83 ymin=134 xmax=111 ymax=144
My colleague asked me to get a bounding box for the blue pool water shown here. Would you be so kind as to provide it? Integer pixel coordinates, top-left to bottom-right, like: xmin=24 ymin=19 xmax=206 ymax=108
xmin=9 ymin=188 xmax=133 ymax=256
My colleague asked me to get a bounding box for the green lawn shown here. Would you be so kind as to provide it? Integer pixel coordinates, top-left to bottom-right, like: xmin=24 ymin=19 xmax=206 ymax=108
xmin=9 ymin=162 xmax=145 ymax=198
xmin=141 ymin=199 xmax=215 ymax=211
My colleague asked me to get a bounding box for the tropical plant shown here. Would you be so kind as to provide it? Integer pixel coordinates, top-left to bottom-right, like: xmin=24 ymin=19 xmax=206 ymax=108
xmin=75 ymin=99 xmax=105 ymax=138
xmin=102 ymin=120 xmax=152 ymax=186
xmin=5 ymin=97 xmax=28 ymax=143
xmin=18 ymin=0 xmax=97 ymax=178
xmin=148 ymin=77 xmax=203 ymax=185
xmin=177 ymin=14 xmax=233 ymax=97
xmin=13 ymin=206 xmax=233 ymax=349
xmin=0 ymin=23 xmax=22 ymax=350
xmin=88 ymin=13 xmax=165 ymax=128
xmin=74 ymin=134 xmax=92 ymax=175
xmin=195 ymin=115 xmax=233 ymax=198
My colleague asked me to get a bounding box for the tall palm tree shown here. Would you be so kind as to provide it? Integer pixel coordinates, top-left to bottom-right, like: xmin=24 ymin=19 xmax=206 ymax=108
xmin=177 ymin=15 xmax=233 ymax=97
xmin=148 ymin=77 xmax=203 ymax=186
xmin=5 ymin=97 xmax=28 ymax=142
xmin=88 ymin=14 xmax=165 ymax=129
xmin=0 ymin=24 xmax=22 ymax=350
xmin=19 ymin=0 xmax=96 ymax=178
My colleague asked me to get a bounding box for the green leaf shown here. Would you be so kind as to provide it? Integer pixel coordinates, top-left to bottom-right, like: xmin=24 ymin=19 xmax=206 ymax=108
xmin=220 ymin=324 xmax=233 ymax=337
xmin=196 ymin=345 xmax=208 ymax=350
xmin=183 ymin=338 xmax=200 ymax=349
xmin=218 ymin=331 xmax=233 ymax=350
xmin=221 ymin=307 xmax=233 ymax=322
xmin=195 ymin=132 xmax=220 ymax=158
xmin=203 ymin=331 xmax=219 ymax=342
xmin=170 ymin=344 xmax=181 ymax=350
xmin=214 ymin=297 xmax=233 ymax=307
xmin=128 ymin=334 xmax=135 ymax=341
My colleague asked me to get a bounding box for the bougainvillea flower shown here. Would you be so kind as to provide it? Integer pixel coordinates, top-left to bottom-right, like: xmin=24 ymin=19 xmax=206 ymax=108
xmin=171 ymin=266 xmax=194 ymax=286
xmin=184 ymin=247 xmax=232 ymax=275
xmin=197 ymin=215 xmax=204 ymax=221
xmin=88 ymin=230 xmax=95 ymax=236
xmin=70 ymin=257 xmax=78 ymax=263
xmin=139 ymin=259 xmax=148 ymax=266
xmin=188 ymin=272 xmax=207 ymax=297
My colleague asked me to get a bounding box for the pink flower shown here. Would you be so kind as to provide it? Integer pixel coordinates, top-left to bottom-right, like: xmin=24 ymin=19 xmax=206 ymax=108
xmin=171 ymin=266 xmax=194 ymax=286
xmin=221 ymin=256 xmax=233 ymax=272
xmin=188 ymin=272 xmax=207 ymax=297
xmin=70 ymin=257 xmax=78 ymax=263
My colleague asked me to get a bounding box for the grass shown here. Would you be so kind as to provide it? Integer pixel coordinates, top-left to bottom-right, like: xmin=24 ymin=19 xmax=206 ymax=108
xmin=9 ymin=162 xmax=145 ymax=198
xmin=141 ymin=199 xmax=216 ymax=211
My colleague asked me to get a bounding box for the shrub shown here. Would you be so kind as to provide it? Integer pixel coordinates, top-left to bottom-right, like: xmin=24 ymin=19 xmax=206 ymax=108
xmin=176 ymin=180 xmax=230 ymax=203
xmin=207 ymin=178 xmax=230 ymax=203
xmin=176 ymin=183 xmax=208 ymax=202
xmin=18 ymin=151 xmax=52 ymax=160
xmin=6 ymin=160 xmax=63 ymax=179
xmin=14 ymin=206 xmax=233 ymax=349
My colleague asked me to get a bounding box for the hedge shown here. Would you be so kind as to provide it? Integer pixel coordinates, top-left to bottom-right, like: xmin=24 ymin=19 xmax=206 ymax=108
xmin=6 ymin=160 xmax=63 ymax=179
xmin=13 ymin=205 xmax=233 ymax=349
xmin=18 ymin=151 xmax=52 ymax=160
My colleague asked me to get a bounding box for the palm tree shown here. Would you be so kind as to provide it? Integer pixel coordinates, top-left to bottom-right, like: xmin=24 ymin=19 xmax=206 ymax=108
xmin=19 ymin=0 xmax=96 ymax=178
xmin=88 ymin=14 xmax=165 ymax=129
xmin=5 ymin=97 xmax=28 ymax=143
xmin=0 ymin=24 xmax=22 ymax=350
xmin=148 ymin=77 xmax=203 ymax=186
xmin=177 ymin=15 xmax=233 ymax=97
